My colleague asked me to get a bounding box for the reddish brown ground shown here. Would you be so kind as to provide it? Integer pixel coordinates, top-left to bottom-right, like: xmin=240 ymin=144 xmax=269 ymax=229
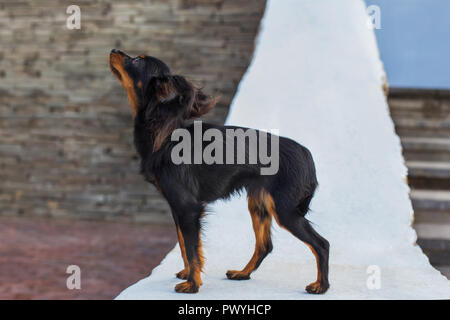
xmin=0 ymin=216 xmax=177 ymax=300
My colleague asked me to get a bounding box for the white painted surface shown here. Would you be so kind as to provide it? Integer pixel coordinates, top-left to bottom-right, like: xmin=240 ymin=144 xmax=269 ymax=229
xmin=117 ymin=0 xmax=450 ymax=299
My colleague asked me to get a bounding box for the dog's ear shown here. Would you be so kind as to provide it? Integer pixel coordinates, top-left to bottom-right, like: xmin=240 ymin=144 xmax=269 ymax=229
xmin=152 ymin=107 xmax=182 ymax=152
xmin=188 ymin=86 xmax=219 ymax=119
xmin=153 ymin=75 xmax=218 ymax=119
xmin=153 ymin=76 xmax=178 ymax=103
xmin=148 ymin=75 xmax=218 ymax=151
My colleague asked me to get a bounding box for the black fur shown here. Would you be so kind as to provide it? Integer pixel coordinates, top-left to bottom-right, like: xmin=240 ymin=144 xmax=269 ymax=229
xmin=109 ymin=49 xmax=330 ymax=294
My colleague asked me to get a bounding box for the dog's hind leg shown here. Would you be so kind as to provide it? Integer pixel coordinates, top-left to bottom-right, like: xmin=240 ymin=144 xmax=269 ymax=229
xmin=226 ymin=192 xmax=273 ymax=280
xmin=291 ymin=217 xmax=329 ymax=294
xmin=271 ymin=195 xmax=330 ymax=294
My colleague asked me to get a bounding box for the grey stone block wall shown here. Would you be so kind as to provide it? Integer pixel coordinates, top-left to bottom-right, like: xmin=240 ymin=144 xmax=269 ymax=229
xmin=0 ymin=0 xmax=266 ymax=222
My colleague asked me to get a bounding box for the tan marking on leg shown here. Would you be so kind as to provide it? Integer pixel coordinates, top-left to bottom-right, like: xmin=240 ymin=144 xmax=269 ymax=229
xmin=264 ymin=191 xmax=328 ymax=294
xmin=191 ymin=227 xmax=204 ymax=285
xmin=176 ymin=227 xmax=189 ymax=279
xmin=263 ymin=191 xmax=286 ymax=230
xmin=306 ymin=243 xmax=321 ymax=282
xmin=227 ymin=191 xmax=272 ymax=279
xmin=305 ymin=243 xmax=327 ymax=293
xmin=175 ymin=216 xmax=204 ymax=292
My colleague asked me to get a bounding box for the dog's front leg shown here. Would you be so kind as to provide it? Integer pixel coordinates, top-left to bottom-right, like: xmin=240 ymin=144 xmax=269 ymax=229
xmin=174 ymin=226 xmax=190 ymax=280
xmin=172 ymin=206 xmax=204 ymax=293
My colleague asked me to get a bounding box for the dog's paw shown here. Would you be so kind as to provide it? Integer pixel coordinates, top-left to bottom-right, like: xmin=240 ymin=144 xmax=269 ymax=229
xmin=305 ymin=281 xmax=329 ymax=294
xmin=226 ymin=270 xmax=251 ymax=280
xmin=176 ymin=269 xmax=189 ymax=280
xmin=175 ymin=281 xmax=199 ymax=293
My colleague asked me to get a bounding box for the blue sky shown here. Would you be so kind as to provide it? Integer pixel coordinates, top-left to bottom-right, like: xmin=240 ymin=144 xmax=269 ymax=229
xmin=365 ymin=0 xmax=450 ymax=89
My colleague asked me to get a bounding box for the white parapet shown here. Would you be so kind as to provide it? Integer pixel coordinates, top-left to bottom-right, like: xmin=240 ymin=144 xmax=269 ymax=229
xmin=117 ymin=0 xmax=450 ymax=299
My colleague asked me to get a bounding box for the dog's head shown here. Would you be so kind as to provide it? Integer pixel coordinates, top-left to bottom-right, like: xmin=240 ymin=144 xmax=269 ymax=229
xmin=109 ymin=49 xmax=218 ymax=150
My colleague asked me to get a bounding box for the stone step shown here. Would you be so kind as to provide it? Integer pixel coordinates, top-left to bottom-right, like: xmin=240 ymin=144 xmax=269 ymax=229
xmin=390 ymin=108 xmax=450 ymax=117
xmin=411 ymin=191 xmax=450 ymax=263
xmin=394 ymin=117 xmax=450 ymax=129
xmin=401 ymin=137 xmax=450 ymax=161
xmin=397 ymin=128 xmax=450 ymax=139
xmin=388 ymin=89 xmax=450 ymax=114
xmin=434 ymin=265 xmax=450 ymax=279
xmin=414 ymin=209 xmax=450 ymax=224
xmin=406 ymin=161 xmax=450 ymax=190
xmin=389 ymin=102 xmax=449 ymax=110
xmin=404 ymin=151 xmax=450 ymax=163
xmin=417 ymin=237 xmax=450 ymax=267
xmin=394 ymin=119 xmax=450 ymax=138
xmin=414 ymin=222 xmax=450 ymax=240
xmin=415 ymin=223 xmax=450 ymax=269
xmin=402 ymin=137 xmax=450 ymax=152
xmin=411 ymin=189 xmax=450 ymax=211
xmin=388 ymin=88 xmax=450 ymax=99
xmin=407 ymin=161 xmax=450 ymax=179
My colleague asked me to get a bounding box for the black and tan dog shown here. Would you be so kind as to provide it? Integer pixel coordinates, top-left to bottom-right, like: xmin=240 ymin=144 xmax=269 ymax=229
xmin=109 ymin=49 xmax=330 ymax=294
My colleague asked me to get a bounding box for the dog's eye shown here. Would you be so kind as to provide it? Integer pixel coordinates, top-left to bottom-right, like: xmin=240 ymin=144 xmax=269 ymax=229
xmin=132 ymin=58 xmax=140 ymax=65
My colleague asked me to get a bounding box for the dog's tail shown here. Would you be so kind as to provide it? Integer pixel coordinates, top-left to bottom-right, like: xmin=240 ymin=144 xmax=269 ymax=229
xmin=297 ymin=194 xmax=313 ymax=216
xmin=296 ymin=182 xmax=318 ymax=216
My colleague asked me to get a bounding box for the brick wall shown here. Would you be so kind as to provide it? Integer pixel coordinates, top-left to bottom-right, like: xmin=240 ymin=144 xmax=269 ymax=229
xmin=0 ymin=0 xmax=266 ymax=222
